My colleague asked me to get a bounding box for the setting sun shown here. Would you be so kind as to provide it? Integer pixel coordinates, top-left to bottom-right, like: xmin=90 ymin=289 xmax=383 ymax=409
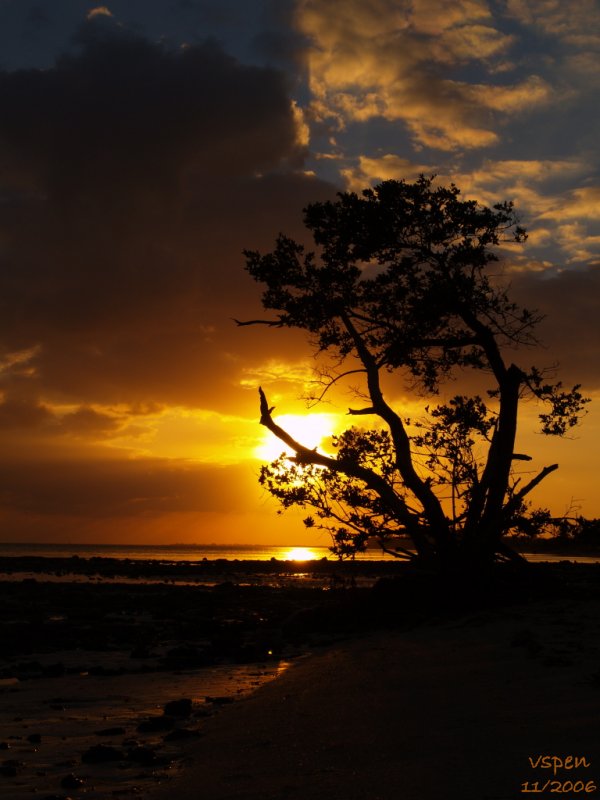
xmin=254 ymin=412 xmax=340 ymax=461
xmin=285 ymin=547 xmax=318 ymax=561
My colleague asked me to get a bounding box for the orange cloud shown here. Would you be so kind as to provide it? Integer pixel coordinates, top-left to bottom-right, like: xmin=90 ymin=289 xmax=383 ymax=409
xmin=86 ymin=6 xmax=113 ymax=20
xmin=297 ymin=0 xmax=549 ymax=150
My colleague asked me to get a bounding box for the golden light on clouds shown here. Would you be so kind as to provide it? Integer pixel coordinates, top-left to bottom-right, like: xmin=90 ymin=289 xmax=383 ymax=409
xmin=87 ymin=6 xmax=113 ymax=19
xmin=0 ymin=0 xmax=599 ymax=547
xmin=296 ymin=0 xmax=553 ymax=151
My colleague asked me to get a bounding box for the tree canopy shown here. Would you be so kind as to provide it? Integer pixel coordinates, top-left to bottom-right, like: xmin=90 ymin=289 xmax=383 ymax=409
xmin=242 ymin=177 xmax=588 ymax=571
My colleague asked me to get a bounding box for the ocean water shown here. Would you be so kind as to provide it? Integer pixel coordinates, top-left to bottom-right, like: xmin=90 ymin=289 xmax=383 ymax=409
xmin=0 ymin=541 xmax=391 ymax=561
xmin=0 ymin=541 xmax=598 ymax=564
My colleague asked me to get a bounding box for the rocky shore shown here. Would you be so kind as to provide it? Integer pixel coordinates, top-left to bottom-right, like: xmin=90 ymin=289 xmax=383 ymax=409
xmin=2 ymin=558 xmax=600 ymax=799
xmin=0 ymin=555 xmax=400 ymax=799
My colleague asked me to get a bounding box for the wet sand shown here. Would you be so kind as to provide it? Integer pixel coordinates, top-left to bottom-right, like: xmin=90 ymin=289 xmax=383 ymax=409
xmin=2 ymin=559 xmax=600 ymax=799
xmin=0 ymin=563 xmax=338 ymax=799
xmin=0 ymin=659 xmax=287 ymax=799
xmin=152 ymin=569 xmax=600 ymax=800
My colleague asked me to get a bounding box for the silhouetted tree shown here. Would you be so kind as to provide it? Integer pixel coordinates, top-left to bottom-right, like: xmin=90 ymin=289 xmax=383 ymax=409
xmin=241 ymin=177 xmax=588 ymax=571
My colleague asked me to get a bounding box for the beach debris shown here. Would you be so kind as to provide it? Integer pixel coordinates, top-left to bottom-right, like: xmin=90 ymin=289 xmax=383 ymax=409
xmin=163 ymin=698 xmax=192 ymax=717
xmin=60 ymin=773 xmax=86 ymax=789
xmin=81 ymin=744 xmax=125 ymax=763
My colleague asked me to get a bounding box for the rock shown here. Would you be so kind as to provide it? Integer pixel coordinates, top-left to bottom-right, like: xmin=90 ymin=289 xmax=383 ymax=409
xmin=88 ymin=665 xmax=123 ymax=677
xmin=127 ymin=746 xmax=160 ymax=766
xmin=163 ymin=728 xmax=201 ymax=742
xmin=163 ymin=698 xmax=192 ymax=718
xmin=81 ymin=744 xmax=125 ymax=763
xmin=2 ymin=759 xmax=25 ymax=776
xmin=27 ymin=733 xmax=42 ymax=744
xmin=94 ymin=727 xmax=126 ymax=737
xmin=43 ymin=795 xmax=73 ymax=800
xmin=0 ymin=743 xmax=10 ymax=750
xmin=130 ymin=645 xmax=155 ymax=659
xmin=205 ymin=695 xmax=234 ymax=705
xmin=60 ymin=774 xmax=86 ymax=789
xmin=43 ymin=662 xmax=66 ymax=678
xmin=162 ymin=645 xmax=211 ymax=669
xmin=137 ymin=716 xmax=176 ymax=733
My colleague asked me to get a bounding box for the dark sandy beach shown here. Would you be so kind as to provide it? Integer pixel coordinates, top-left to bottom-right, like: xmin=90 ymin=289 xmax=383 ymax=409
xmin=151 ymin=565 xmax=600 ymax=800
xmin=2 ymin=558 xmax=600 ymax=799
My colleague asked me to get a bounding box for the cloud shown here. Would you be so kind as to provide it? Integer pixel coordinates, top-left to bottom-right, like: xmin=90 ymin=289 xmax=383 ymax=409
xmin=506 ymin=0 xmax=600 ymax=45
xmin=341 ymin=154 xmax=431 ymax=192
xmin=0 ymin=25 xmax=346 ymax=538
xmin=0 ymin=29 xmax=337 ymax=419
xmin=511 ymin=264 xmax=600 ymax=388
xmin=86 ymin=7 xmax=113 ymax=20
xmin=296 ymin=0 xmax=551 ymax=151
xmin=541 ymin=187 xmax=600 ymax=220
xmin=0 ymin=456 xmax=260 ymax=518
xmin=1 ymin=6 xmax=599 ymax=532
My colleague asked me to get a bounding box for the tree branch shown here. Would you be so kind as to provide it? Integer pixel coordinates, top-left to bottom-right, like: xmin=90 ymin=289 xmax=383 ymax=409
xmin=258 ymin=387 xmax=431 ymax=552
xmin=306 ymin=368 xmax=366 ymax=406
xmin=503 ymin=463 xmax=559 ymax=518
xmin=233 ymin=317 xmax=284 ymax=327
xmin=339 ymin=312 xmax=452 ymax=552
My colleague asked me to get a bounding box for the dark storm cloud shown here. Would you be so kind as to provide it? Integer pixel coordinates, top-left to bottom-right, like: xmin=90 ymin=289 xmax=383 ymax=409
xmin=0 ymin=457 xmax=258 ymax=517
xmin=512 ymin=264 xmax=600 ymax=389
xmin=0 ymin=27 xmax=301 ymax=198
xmin=0 ymin=1 xmax=298 ymax=72
xmin=0 ymin=396 xmax=53 ymax=430
xmin=0 ymin=26 xmax=336 ymax=413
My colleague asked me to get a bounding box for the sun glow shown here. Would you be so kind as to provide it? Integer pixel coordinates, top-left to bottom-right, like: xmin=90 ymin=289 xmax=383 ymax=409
xmin=254 ymin=412 xmax=339 ymax=461
xmin=285 ymin=547 xmax=318 ymax=561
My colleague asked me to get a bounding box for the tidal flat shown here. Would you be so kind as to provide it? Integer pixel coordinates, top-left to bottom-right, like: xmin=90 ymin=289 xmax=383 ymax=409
xmin=0 ymin=556 xmax=399 ymax=798
xmin=2 ymin=557 xmax=600 ymax=799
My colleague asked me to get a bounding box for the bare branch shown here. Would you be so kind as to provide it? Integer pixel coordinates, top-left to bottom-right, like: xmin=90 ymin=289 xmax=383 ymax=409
xmin=305 ymin=368 xmax=366 ymax=406
xmin=233 ymin=317 xmax=284 ymax=327
xmin=348 ymin=407 xmax=376 ymax=416
xmin=503 ymin=463 xmax=559 ymax=518
xmin=257 ymin=387 xmax=431 ymax=549
xmin=379 ymin=544 xmax=415 ymax=561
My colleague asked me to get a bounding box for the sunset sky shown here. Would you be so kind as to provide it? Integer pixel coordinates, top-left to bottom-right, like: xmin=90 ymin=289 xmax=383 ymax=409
xmin=0 ymin=0 xmax=599 ymax=546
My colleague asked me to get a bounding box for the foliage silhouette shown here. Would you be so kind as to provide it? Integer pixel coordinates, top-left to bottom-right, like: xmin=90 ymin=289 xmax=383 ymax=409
xmin=241 ymin=177 xmax=588 ymax=571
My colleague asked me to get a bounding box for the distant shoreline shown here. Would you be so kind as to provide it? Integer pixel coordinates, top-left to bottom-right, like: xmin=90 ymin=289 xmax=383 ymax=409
xmin=1 ymin=538 xmax=599 ymax=562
